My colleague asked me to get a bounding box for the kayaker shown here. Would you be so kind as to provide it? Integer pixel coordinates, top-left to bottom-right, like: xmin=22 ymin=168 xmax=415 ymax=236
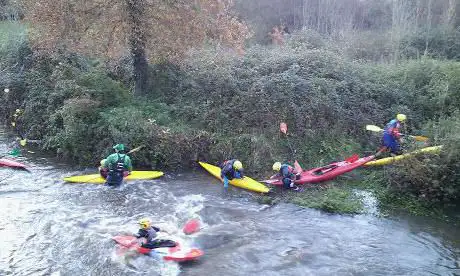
xmin=272 ymin=162 xmax=300 ymax=191
xmin=220 ymin=159 xmax=244 ymax=188
xmin=101 ymin=144 xmax=132 ymax=186
xmin=135 ymin=218 xmax=174 ymax=250
xmin=380 ymin=114 xmax=406 ymax=156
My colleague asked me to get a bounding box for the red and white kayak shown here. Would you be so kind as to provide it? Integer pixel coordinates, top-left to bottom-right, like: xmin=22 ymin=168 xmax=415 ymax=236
xmin=263 ymin=155 xmax=375 ymax=185
xmin=113 ymin=235 xmax=204 ymax=262
xmin=0 ymin=158 xmax=27 ymax=170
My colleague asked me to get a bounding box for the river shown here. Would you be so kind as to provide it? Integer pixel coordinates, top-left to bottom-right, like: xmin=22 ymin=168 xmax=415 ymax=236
xmin=0 ymin=135 xmax=459 ymax=276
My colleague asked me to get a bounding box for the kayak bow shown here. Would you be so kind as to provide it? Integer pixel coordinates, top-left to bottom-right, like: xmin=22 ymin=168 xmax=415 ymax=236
xmin=364 ymin=145 xmax=443 ymax=166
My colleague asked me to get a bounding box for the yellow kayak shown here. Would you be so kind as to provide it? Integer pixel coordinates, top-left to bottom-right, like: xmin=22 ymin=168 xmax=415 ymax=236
xmin=364 ymin=146 xmax=443 ymax=166
xmin=198 ymin=161 xmax=270 ymax=193
xmin=63 ymin=171 xmax=164 ymax=184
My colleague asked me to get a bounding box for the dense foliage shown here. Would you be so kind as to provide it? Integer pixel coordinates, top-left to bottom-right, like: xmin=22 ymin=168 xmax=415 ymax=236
xmin=1 ymin=0 xmax=459 ymax=211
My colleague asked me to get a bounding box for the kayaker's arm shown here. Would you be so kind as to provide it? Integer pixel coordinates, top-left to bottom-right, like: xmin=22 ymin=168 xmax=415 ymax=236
xmin=125 ymin=156 xmax=133 ymax=172
xmin=102 ymin=154 xmax=115 ymax=169
xmin=134 ymin=229 xmax=144 ymax=238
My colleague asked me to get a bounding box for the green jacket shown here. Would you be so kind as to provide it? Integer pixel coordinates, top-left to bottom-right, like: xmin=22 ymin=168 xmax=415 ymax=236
xmin=102 ymin=153 xmax=132 ymax=172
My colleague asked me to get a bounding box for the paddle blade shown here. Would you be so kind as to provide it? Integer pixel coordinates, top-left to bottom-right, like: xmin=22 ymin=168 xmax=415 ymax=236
xmin=20 ymin=139 xmax=27 ymax=147
xmin=9 ymin=148 xmax=20 ymax=157
xmin=294 ymin=160 xmax=302 ymax=173
xmin=183 ymin=219 xmax=201 ymax=235
xmin=366 ymin=125 xmax=383 ymax=132
xmin=128 ymin=145 xmax=145 ymax=154
xmin=345 ymin=154 xmax=359 ymax=163
xmin=280 ymin=122 xmax=287 ymax=134
xmin=412 ymin=136 xmax=429 ymax=142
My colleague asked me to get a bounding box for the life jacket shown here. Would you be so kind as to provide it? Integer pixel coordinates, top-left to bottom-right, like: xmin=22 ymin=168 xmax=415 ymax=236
xmin=143 ymin=227 xmax=158 ymax=243
xmin=110 ymin=154 xmax=126 ymax=173
xmin=222 ymin=159 xmax=235 ymax=168
xmin=384 ymin=119 xmax=401 ymax=138
xmin=221 ymin=159 xmax=237 ymax=179
xmin=280 ymin=164 xmax=295 ymax=178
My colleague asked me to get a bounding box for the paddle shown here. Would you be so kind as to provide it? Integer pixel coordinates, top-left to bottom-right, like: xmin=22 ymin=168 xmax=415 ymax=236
xmin=183 ymin=218 xmax=201 ymax=235
xmin=280 ymin=122 xmax=287 ymax=135
xmin=127 ymin=145 xmax=145 ymax=154
xmin=280 ymin=122 xmax=296 ymax=157
xmin=365 ymin=125 xmax=429 ymax=142
xmin=294 ymin=160 xmax=302 ymax=173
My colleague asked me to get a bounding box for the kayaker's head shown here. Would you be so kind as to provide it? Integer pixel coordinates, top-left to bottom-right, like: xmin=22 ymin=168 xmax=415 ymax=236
xmin=233 ymin=160 xmax=243 ymax=171
xmin=113 ymin=144 xmax=125 ymax=153
xmin=100 ymin=159 xmax=106 ymax=166
xmin=139 ymin=218 xmax=151 ymax=230
xmin=396 ymin=114 xmax=407 ymax=123
xmin=272 ymin=162 xmax=282 ymax=171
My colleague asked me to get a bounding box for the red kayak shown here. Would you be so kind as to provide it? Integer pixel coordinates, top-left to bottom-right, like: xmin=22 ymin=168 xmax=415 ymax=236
xmin=0 ymin=158 xmax=27 ymax=170
xmin=113 ymin=235 xmax=204 ymax=262
xmin=263 ymin=155 xmax=375 ymax=185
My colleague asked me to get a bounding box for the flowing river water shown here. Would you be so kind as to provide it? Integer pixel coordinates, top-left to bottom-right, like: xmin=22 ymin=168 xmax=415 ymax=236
xmin=0 ymin=134 xmax=459 ymax=275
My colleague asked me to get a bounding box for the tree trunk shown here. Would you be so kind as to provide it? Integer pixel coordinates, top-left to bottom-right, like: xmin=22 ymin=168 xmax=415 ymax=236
xmin=126 ymin=0 xmax=148 ymax=97
xmin=425 ymin=0 xmax=432 ymax=56
xmin=445 ymin=0 xmax=456 ymax=28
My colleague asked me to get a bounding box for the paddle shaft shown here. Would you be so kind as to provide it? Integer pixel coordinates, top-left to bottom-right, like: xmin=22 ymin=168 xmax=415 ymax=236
xmin=280 ymin=122 xmax=296 ymax=157
xmin=365 ymin=125 xmax=428 ymax=142
xmin=128 ymin=145 xmax=144 ymax=154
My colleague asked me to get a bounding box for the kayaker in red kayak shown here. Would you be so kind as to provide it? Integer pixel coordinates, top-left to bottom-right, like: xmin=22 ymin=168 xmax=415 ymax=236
xmin=272 ymin=162 xmax=300 ymax=191
xmin=220 ymin=159 xmax=244 ymax=188
xmin=380 ymin=114 xmax=406 ymax=156
xmin=100 ymin=144 xmax=132 ymax=186
xmin=134 ymin=218 xmax=175 ymax=251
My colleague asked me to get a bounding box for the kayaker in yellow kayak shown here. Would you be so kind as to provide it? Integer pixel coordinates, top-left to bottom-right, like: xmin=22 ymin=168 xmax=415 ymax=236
xmin=100 ymin=144 xmax=133 ymax=186
xmin=380 ymin=114 xmax=406 ymax=156
xmin=220 ymin=159 xmax=244 ymax=188
xmin=272 ymin=162 xmax=300 ymax=191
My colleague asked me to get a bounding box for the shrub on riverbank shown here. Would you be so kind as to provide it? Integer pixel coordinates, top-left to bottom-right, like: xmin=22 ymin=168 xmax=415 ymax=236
xmin=386 ymin=115 xmax=460 ymax=205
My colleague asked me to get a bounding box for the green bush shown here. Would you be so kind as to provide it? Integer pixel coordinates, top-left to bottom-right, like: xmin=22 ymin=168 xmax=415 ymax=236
xmin=387 ymin=115 xmax=460 ymax=205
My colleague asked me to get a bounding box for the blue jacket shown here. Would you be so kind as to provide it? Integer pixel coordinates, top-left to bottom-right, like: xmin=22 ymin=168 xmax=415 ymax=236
xmin=220 ymin=159 xmax=244 ymax=180
xmin=135 ymin=226 xmax=160 ymax=243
